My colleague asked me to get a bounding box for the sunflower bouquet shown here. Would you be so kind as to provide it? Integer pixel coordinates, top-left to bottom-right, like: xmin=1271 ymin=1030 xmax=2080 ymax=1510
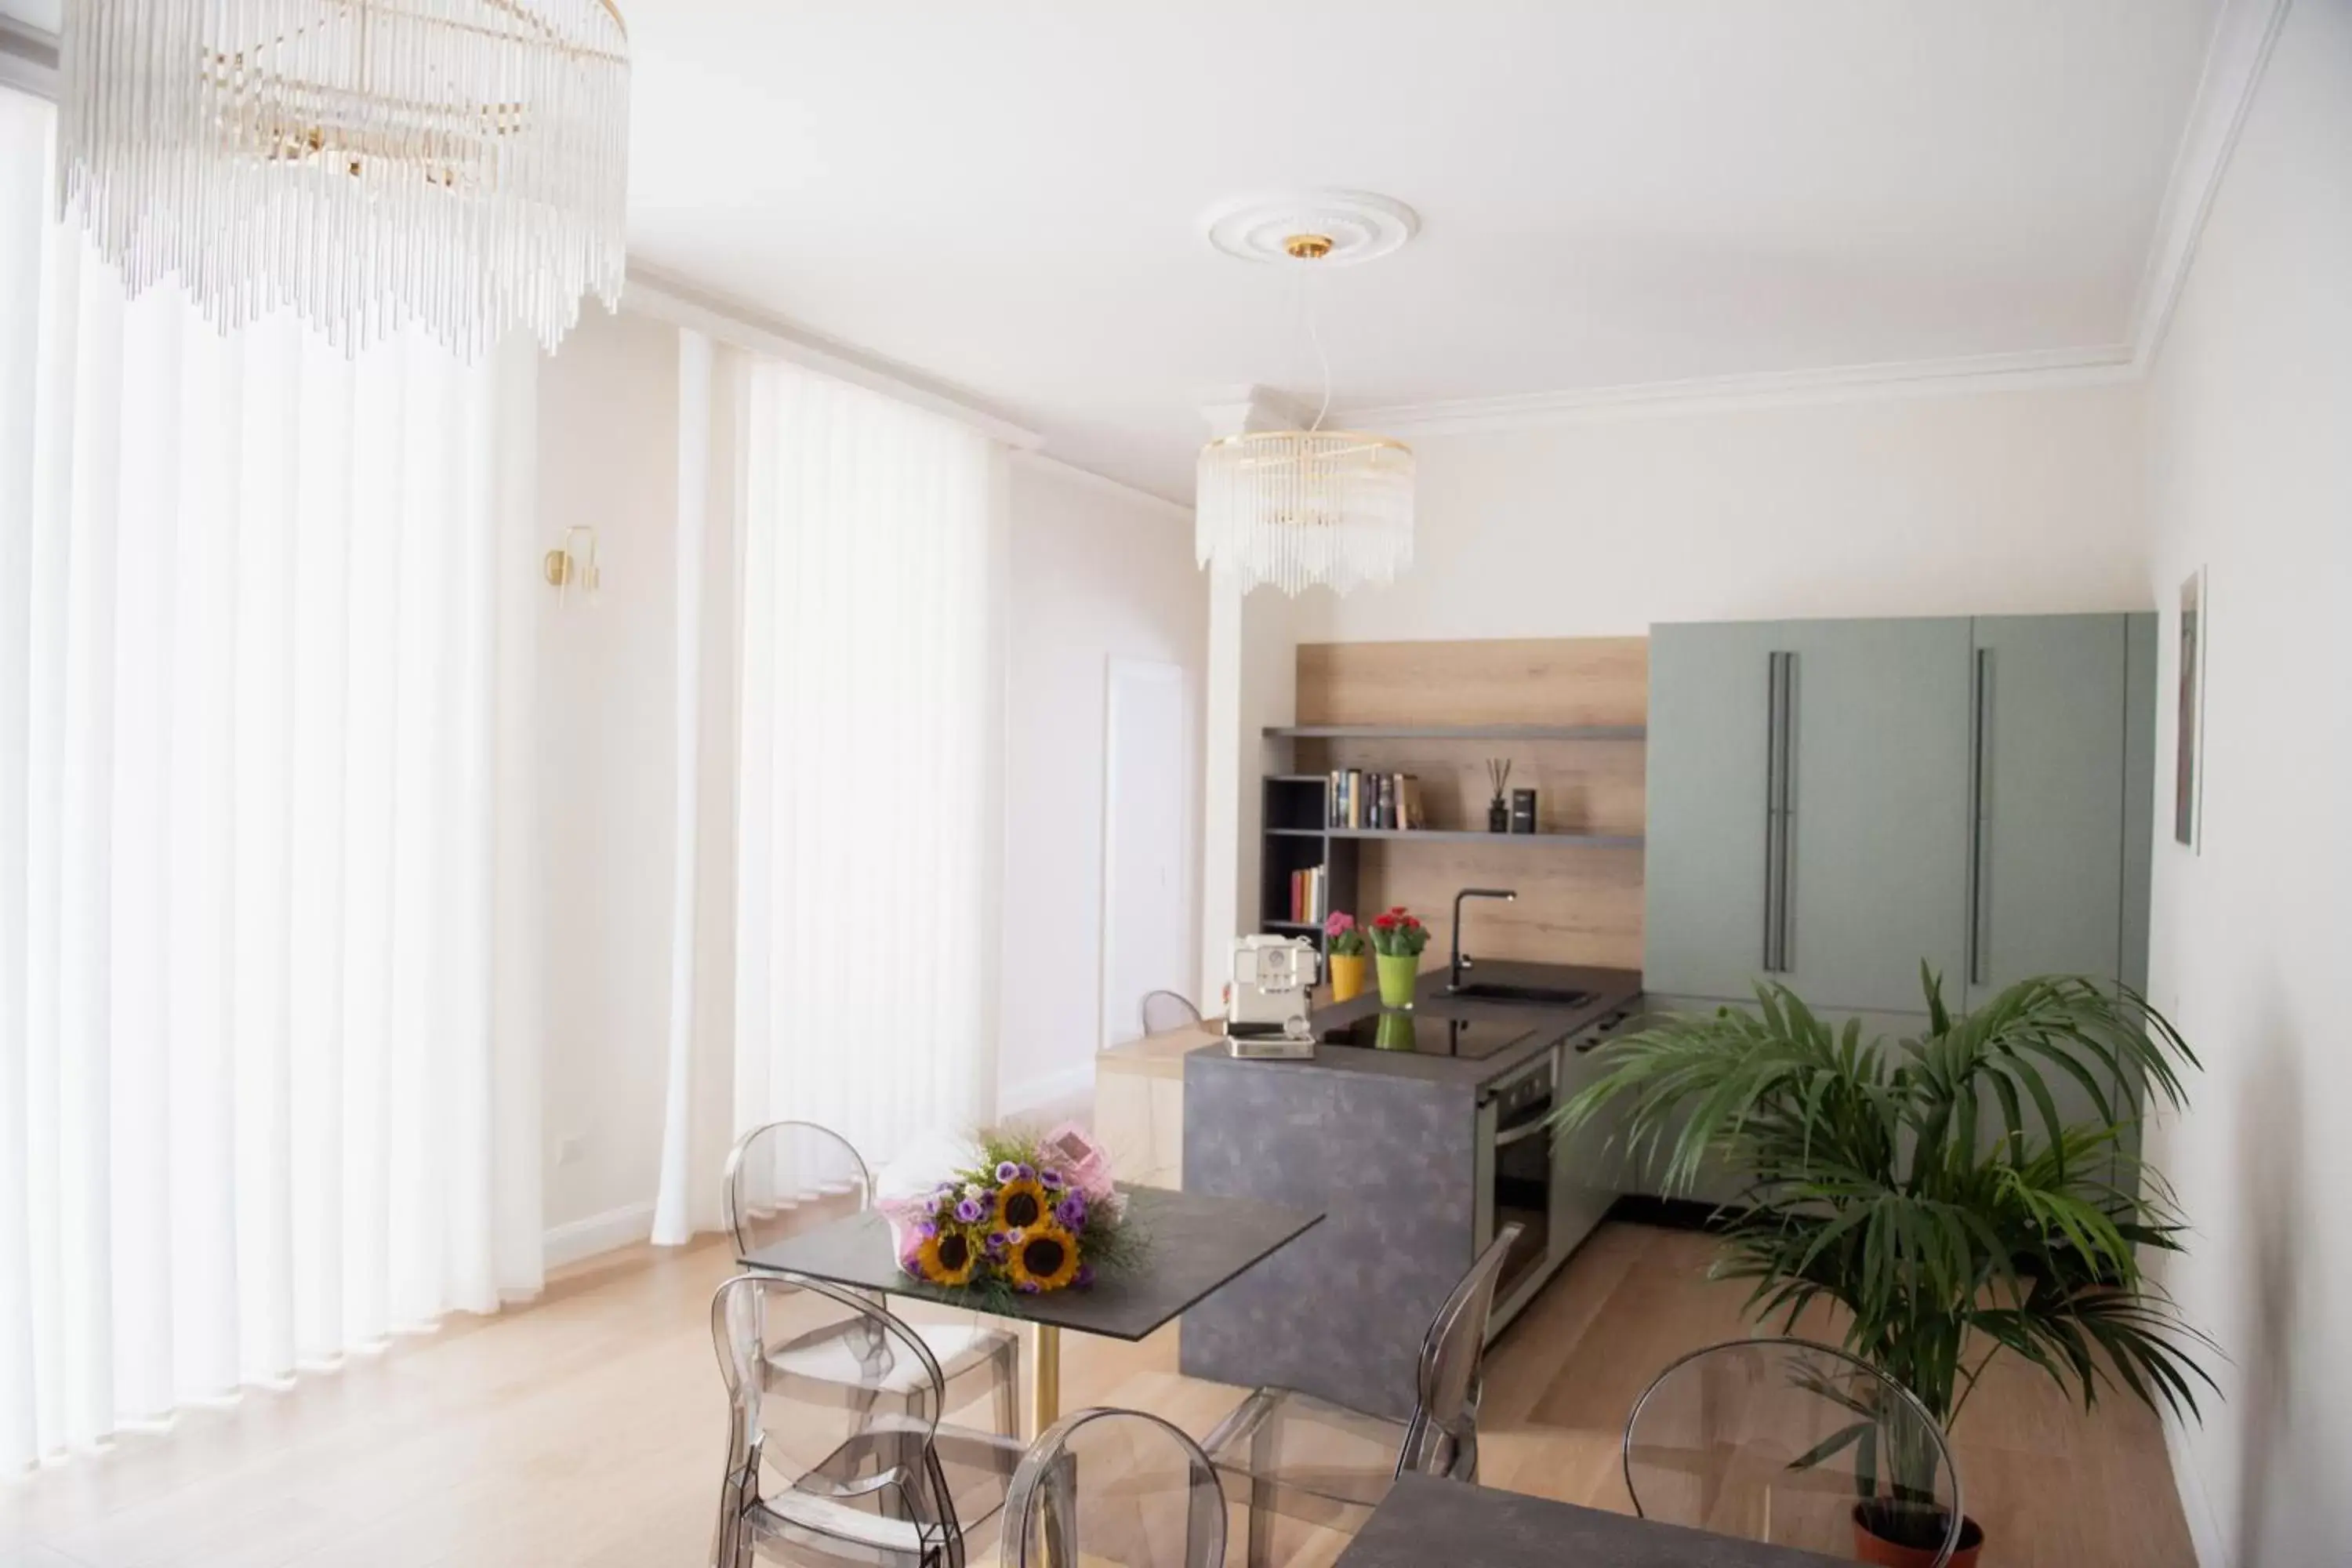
xmin=882 ymin=1123 xmax=1141 ymax=1297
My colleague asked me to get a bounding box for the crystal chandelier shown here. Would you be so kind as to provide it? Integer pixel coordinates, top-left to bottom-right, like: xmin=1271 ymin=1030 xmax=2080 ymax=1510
xmin=56 ymin=0 xmax=632 ymax=361
xmin=1195 ymin=205 xmax=1418 ymax=597
xmin=1196 ymin=426 xmax=1415 ymax=597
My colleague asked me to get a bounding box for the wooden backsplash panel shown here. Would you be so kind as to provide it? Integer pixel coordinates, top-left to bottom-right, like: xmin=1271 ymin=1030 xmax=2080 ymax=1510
xmin=1361 ymin=840 xmax=1646 ymax=972
xmin=1296 ymin=636 xmax=1650 ymax=971
xmin=1296 ymin=637 xmax=1648 ymax=728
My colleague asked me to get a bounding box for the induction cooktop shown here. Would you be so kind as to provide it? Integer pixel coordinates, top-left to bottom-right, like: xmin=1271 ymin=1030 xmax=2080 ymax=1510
xmin=1318 ymin=1010 xmax=1538 ymax=1059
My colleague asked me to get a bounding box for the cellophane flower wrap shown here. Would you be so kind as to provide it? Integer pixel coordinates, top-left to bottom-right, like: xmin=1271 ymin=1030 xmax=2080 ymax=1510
xmin=880 ymin=1123 xmax=1139 ymax=1297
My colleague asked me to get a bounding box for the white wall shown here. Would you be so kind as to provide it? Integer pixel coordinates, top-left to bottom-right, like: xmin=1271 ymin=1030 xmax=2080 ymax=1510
xmin=998 ymin=456 xmax=1208 ymax=1111
xmin=533 ymin=309 xmax=682 ymax=1251
xmin=1294 ymin=382 xmax=2150 ymax=643
xmin=2139 ymin=8 xmax=2352 ymax=1565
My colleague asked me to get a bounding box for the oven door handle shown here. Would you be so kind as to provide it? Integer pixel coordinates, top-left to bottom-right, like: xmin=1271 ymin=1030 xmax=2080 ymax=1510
xmin=1494 ymin=1114 xmax=1554 ymax=1149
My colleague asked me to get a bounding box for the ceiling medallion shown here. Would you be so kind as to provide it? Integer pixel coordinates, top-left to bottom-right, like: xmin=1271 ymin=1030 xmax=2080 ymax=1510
xmin=1196 ymin=191 xmax=1420 ymax=597
xmin=56 ymin=0 xmax=633 ymax=361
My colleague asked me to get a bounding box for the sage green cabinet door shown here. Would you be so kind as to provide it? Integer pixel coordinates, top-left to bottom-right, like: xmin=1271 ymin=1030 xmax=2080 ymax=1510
xmin=1646 ymin=618 xmax=1973 ymax=1013
xmin=1963 ymin=615 xmax=2129 ymax=1008
xmin=1776 ymin=618 xmax=1974 ymax=1013
xmin=1643 ymin=622 xmax=1784 ymax=1001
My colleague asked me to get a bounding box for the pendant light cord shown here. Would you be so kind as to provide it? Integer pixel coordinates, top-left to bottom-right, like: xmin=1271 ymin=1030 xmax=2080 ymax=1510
xmin=1297 ymin=271 xmax=1334 ymax=433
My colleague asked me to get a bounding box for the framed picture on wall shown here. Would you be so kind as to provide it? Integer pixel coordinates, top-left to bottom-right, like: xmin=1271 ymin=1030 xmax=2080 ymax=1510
xmin=2175 ymin=568 xmax=2205 ymax=850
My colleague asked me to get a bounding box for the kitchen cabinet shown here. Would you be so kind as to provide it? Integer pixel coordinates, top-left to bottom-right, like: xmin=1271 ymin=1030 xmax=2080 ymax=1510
xmin=1965 ymin=615 xmax=2129 ymax=1006
xmin=1645 ymin=611 xmax=2159 ymax=1188
xmin=1646 ymin=617 xmax=1973 ymax=1013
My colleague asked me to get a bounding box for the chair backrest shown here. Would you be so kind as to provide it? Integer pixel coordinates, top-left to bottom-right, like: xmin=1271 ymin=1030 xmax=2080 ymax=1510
xmin=1004 ymin=1407 xmax=1225 ymax=1568
xmin=1623 ymin=1337 xmax=1964 ymax=1566
xmin=710 ymin=1271 xmax=958 ymax=1540
xmin=724 ymin=1120 xmax=873 ymax=1255
xmin=1140 ymin=990 xmax=1203 ymax=1035
xmin=1395 ymin=1221 xmax=1521 ymax=1481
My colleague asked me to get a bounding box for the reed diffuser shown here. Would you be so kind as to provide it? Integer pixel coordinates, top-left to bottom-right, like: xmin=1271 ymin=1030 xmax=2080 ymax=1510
xmin=1486 ymin=758 xmax=1512 ymax=833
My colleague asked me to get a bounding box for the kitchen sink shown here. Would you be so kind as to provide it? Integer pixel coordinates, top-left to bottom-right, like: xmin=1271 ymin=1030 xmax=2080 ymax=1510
xmin=1440 ymin=981 xmax=1594 ymax=1007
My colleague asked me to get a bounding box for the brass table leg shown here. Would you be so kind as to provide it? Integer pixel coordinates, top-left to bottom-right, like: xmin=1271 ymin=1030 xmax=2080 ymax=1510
xmin=1026 ymin=1322 xmax=1062 ymax=1438
xmin=1027 ymin=1323 xmax=1068 ymax=1568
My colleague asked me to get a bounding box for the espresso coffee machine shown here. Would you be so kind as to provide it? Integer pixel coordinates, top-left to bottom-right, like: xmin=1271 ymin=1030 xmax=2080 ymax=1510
xmin=1225 ymin=935 xmax=1319 ymax=1059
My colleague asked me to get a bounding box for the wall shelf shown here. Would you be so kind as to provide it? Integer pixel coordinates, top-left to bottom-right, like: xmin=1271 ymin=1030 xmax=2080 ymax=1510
xmin=1265 ymin=723 xmax=1646 ymax=742
xmin=1329 ymin=828 xmax=1644 ymax=849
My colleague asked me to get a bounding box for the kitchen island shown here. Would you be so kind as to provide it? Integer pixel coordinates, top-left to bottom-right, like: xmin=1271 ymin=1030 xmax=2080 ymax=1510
xmin=1178 ymin=961 xmax=1642 ymax=1421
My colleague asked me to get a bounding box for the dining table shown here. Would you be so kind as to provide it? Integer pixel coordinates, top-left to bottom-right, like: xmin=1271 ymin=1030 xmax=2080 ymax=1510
xmin=1334 ymin=1473 xmax=1854 ymax=1568
xmin=736 ymin=1181 xmax=1323 ymax=1437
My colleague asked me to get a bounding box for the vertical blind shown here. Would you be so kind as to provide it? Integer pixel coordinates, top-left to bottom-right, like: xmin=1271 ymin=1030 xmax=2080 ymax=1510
xmin=0 ymin=86 xmax=543 ymax=1471
xmin=727 ymin=358 xmax=1005 ymax=1177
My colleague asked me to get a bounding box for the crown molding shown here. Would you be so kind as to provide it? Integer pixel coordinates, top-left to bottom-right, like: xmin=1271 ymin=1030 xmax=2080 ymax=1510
xmin=622 ymin=263 xmax=1044 ymax=450
xmin=0 ymin=16 xmax=59 ymax=98
xmin=2126 ymin=0 xmax=2292 ymax=368
xmin=1009 ymin=449 xmax=1192 ymax=525
xmin=1331 ymin=345 xmax=2140 ymax=437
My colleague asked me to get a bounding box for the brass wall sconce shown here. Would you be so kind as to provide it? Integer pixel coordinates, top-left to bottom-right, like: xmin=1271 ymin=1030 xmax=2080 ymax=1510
xmin=543 ymin=525 xmax=602 ymax=606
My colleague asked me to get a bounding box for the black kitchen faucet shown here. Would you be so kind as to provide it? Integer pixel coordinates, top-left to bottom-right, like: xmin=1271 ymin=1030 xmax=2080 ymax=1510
xmin=1449 ymin=887 xmax=1519 ymax=992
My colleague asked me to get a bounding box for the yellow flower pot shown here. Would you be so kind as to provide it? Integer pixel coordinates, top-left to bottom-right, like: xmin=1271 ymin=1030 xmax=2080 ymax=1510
xmin=1375 ymin=952 xmax=1419 ymax=1008
xmin=1328 ymin=952 xmax=1368 ymax=1002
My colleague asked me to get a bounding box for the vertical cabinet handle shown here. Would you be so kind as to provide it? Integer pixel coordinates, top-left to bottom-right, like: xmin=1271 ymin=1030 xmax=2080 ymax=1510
xmin=1776 ymin=651 xmax=1796 ymax=972
xmin=1967 ymin=648 xmax=1993 ymax=986
xmin=1762 ymin=651 xmax=1795 ymax=972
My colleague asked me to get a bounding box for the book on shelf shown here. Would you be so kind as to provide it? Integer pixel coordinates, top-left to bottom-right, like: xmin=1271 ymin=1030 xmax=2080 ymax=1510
xmin=1286 ymin=863 xmax=1326 ymax=926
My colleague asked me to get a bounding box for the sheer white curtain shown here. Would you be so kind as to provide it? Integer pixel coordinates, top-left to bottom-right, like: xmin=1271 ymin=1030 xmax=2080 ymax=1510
xmin=0 ymin=88 xmax=543 ymax=1472
xmin=729 ymin=358 xmax=1005 ymax=1174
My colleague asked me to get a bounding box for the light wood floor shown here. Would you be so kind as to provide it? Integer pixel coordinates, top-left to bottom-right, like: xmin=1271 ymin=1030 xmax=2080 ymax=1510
xmin=0 ymin=1223 xmax=2191 ymax=1567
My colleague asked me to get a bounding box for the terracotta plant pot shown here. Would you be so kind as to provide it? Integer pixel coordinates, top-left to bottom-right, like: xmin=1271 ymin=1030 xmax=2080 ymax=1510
xmin=1852 ymin=1504 xmax=1984 ymax=1568
xmin=1328 ymin=951 xmax=1368 ymax=1002
xmin=1374 ymin=952 xmax=1418 ymax=1008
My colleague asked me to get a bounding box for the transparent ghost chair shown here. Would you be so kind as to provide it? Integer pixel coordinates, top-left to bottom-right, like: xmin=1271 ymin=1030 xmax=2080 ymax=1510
xmin=710 ymin=1271 xmax=1024 ymax=1568
xmin=1003 ymin=1407 xmax=1227 ymax=1568
xmin=1202 ymin=1223 xmax=1522 ymax=1566
xmin=726 ymin=1120 xmax=1020 ymax=1438
xmin=1623 ymin=1337 xmax=1968 ymax=1566
xmin=1139 ymin=991 xmax=1203 ymax=1035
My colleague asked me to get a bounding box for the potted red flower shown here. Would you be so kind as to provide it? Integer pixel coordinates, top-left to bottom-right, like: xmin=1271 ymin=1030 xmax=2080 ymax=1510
xmin=1367 ymin=906 xmax=1429 ymax=1007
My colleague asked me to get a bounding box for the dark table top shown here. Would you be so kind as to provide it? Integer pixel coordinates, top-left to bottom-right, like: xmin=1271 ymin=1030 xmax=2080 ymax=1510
xmin=738 ymin=1184 xmax=1322 ymax=1342
xmin=1335 ymin=1475 xmax=1850 ymax=1568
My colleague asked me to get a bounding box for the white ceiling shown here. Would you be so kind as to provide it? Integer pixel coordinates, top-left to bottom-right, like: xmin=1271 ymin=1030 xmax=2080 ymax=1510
xmin=626 ymin=2 xmax=2224 ymax=499
xmin=8 ymin=1 xmax=2228 ymax=501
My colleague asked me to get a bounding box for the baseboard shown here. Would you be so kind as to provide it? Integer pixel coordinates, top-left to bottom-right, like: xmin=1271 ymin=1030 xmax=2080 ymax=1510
xmin=998 ymin=1062 xmax=1096 ymax=1119
xmin=2164 ymin=1404 xmax=2230 ymax=1568
xmin=543 ymin=1202 xmax=655 ymax=1270
xmin=1604 ymin=1193 xmax=1748 ymax=1232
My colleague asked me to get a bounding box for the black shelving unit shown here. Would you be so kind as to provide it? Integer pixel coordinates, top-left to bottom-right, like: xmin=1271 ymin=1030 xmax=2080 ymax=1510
xmin=1260 ymin=776 xmax=1355 ymax=949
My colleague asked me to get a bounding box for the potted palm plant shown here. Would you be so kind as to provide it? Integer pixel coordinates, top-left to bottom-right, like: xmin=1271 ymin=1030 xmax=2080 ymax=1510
xmin=1552 ymin=969 xmax=2214 ymax=1567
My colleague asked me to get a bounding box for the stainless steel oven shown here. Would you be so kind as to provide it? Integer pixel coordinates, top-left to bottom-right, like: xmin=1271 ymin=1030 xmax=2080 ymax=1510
xmin=1475 ymin=1003 xmax=1641 ymax=1337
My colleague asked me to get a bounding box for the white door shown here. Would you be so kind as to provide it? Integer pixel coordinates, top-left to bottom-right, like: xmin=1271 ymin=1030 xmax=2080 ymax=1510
xmin=1102 ymin=660 xmax=1190 ymax=1048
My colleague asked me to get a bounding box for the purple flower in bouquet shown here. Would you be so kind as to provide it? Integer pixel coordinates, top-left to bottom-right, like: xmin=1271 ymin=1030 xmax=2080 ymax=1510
xmin=1073 ymin=1264 xmax=1094 ymax=1289
xmin=1016 ymin=1163 xmax=1036 ymax=1181
xmin=1039 ymin=1168 xmax=1066 ymax=1192
xmin=1053 ymin=1195 xmax=1087 ymax=1232
xmin=994 ymin=1161 xmax=1021 ymax=1183
xmin=953 ymin=1196 xmax=985 ymax=1224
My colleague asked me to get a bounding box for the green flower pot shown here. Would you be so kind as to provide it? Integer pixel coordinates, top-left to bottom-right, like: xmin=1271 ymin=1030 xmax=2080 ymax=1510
xmin=1375 ymin=952 xmax=1419 ymax=1008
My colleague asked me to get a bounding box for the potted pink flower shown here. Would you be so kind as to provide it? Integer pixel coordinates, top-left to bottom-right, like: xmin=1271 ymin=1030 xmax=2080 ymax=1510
xmin=1324 ymin=910 xmax=1370 ymax=1001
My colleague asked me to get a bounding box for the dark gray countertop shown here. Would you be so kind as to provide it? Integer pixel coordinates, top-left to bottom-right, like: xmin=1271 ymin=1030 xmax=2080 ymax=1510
xmin=1336 ymin=1474 xmax=1849 ymax=1568
xmin=1189 ymin=961 xmax=1644 ymax=1091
